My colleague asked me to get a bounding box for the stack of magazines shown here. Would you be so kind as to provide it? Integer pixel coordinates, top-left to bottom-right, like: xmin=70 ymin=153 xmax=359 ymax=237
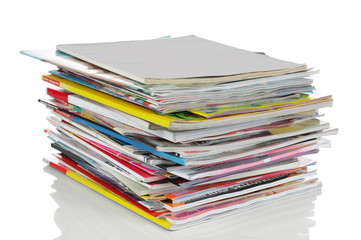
xmin=22 ymin=35 xmax=337 ymax=230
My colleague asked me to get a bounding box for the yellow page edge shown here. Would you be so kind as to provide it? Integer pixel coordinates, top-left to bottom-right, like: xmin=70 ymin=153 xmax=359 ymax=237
xmin=66 ymin=170 xmax=171 ymax=229
xmin=43 ymin=74 xmax=174 ymax=128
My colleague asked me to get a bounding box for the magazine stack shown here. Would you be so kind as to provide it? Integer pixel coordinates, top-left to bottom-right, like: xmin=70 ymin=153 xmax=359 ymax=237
xmin=22 ymin=35 xmax=337 ymax=230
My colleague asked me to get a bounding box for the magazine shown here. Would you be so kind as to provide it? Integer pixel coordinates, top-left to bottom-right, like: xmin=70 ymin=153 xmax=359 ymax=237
xmin=45 ymin=88 xmax=323 ymax=142
xmin=147 ymin=119 xmax=330 ymax=152
xmin=163 ymin=179 xmax=320 ymax=225
xmin=166 ymin=145 xmax=320 ymax=180
xmin=40 ymin=74 xmax=333 ymax=130
xmin=160 ymin=170 xmax=317 ymax=212
xmin=164 ymin=169 xmax=301 ymax=204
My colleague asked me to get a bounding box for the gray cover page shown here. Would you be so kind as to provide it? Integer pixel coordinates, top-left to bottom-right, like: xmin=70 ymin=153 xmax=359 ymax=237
xmin=56 ymin=35 xmax=306 ymax=84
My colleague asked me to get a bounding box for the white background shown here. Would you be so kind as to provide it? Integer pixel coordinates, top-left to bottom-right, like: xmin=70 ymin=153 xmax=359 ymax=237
xmin=1 ymin=1 xmax=360 ymax=239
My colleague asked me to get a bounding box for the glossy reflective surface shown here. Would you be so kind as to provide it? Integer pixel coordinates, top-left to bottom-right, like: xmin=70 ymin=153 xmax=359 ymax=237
xmin=46 ymin=166 xmax=321 ymax=240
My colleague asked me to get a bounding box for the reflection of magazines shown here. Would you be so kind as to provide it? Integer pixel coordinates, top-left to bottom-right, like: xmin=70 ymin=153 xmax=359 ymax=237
xmin=43 ymin=155 xmax=171 ymax=218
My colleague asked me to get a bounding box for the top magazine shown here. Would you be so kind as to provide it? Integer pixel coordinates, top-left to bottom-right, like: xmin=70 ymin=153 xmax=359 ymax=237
xmin=56 ymin=35 xmax=306 ymax=85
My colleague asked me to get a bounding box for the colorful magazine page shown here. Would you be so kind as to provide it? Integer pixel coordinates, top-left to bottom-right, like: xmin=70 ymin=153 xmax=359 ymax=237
xmin=74 ymin=132 xmax=166 ymax=176
xmin=164 ymin=156 xmax=318 ymax=190
xmin=47 ymin=128 xmax=175 ymax=190
xmin=44 ymin=95 xmax=159 ymax=143
xmin=182 ymin=138 xmax=319 ymax=165
xmin=40 ymin=61 xmax=316 ymax=115
xmin=183 ymin=129 xmax=336 ymax=165
xmin=54 ymin=124 xmax=167 ymax=183
xmin=47 ymin=115 xmax=166 ymax=176
xmin=155 ymin=87 xmax=315 ymax=114
xmin=167 ymin=145 xmax=320 ymax=180
xmin=38 ymin=98 xmax=186 ymax=164
xmin=164 ymin=168 xmax=301 ymax=204
xmin=183 ymin=159 xmax=306 ymax=187
xmin=51 ymin=112 xmax=176 ymax=166
xmin=42 ymin=98 xmax=338 ymax=167
xmin=42 ymin=74 xmax=175 ymax=128
xmin=164 ymin=179 xmax=320 ymax=225
xmin=160 ymin=170 xmax=317 ymax=212
xmin=189 ymin=94 xmax=313 ymax=118
xmin=46 ymin=88 xmax=324 ymax=143
xmin=46 ymin=129 xmax=146 ymax=183
xmin=50 ymin=142 xmax=178 ymax=196
xmin=41 ymin=74 xmax=333 ymax=130
xmin=50 ymin=70 xmax=160 ymax=112
xmin=152 ymin=119 xmax=329 ymax=153
xmin=180 ymin=134 xmax=318 ymax=166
